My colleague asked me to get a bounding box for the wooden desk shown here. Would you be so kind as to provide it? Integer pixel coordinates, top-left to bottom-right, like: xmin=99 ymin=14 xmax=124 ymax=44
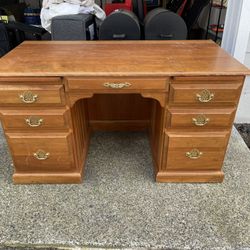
xmin=0 ymin=41 xmax=248 ymax=184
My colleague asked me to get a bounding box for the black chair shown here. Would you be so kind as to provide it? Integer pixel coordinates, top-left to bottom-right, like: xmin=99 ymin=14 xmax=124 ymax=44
xmin=182 ymin=0 xmax=210 ymax=32
xmin=0 ymin=23 xmax=10 ymax=57
xmin=0 ymin=7 xmax=48 ymax=53
xmin=99 ymin=9 xmax=141 ymax=40
xmin=132 ymin=0 xmax=145 ymax=24
xmin=51 ymin=14 xmax=96 ymax=40
xmin=165 ymin=0 xmax=210 ymax=36
xmin=166 ymin=0 xmax=186 ymax=12
xmin=144 ymin=8 xmax=187 ymax=40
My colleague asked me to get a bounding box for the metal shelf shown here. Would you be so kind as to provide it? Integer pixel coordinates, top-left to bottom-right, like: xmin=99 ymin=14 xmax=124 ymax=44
xmin=206 ymin=0 xmax=225 ymax=42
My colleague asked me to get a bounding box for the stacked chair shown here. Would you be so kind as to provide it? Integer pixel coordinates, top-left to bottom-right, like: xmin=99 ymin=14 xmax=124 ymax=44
xmin=0 ymin=23 xmax=10 ymax=57
xmin=0 ymin=0 xmax=210 ymax=52
xmin=99 ymin=9 xmax=141 ymax=40
xmin=51 ymin=14 xmax=96 ymax=40
xmin=144 ymin=8 xmax=187 ymax=40
xmin=98 ymin=0 xmax=209 ymax=40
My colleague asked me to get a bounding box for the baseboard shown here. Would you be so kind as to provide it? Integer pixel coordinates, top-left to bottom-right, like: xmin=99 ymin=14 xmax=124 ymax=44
xmin=156 ymin=170 xmax=224 ymax=183
xmin=13 ymin=171 xmax=82 ymax=184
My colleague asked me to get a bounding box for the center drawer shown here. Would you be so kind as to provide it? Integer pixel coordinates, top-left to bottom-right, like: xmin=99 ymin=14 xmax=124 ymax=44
xmin=0 ymin=108 xmax=70 ymax=130
xmin=66 ymin=77 xmax=169 ymax=91
xmin=163 ymin=131 xmax=230 ymax=171
xmin=6 ymin=132 xmax=75 ymax=172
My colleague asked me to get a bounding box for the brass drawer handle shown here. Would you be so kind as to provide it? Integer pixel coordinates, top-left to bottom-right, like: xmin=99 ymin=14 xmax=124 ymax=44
xmin=192 ymin=114 xmax=210 ymax=126
xmin=25 ymin=116 xmax=43 ymax=127
xmin=196 ymin=89 xmax=214 ymax=103
xmin=186 ymin=149 xmax=203 ymax=159
xmin=33 ymin=150 xmax=50 ymax=160
xmin=103 ymin=82 xmax=131 ymax=89
xmin=19 ymin=91 xmax=38 ymax=104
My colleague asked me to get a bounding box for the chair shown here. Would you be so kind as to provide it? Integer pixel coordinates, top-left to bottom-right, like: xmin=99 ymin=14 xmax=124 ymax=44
xmin=182 ymin=0 xmax=210 ymax=32
xmin=51 ymin=14 xmax=96 ymax=40
xmin=144 ymin=8 xmax=187 ymax=40
xmin=0 ymin=7 xmax=48 ymax=50
xmin=0 ymin=23 xmax=10 ymax=57
xmin=99 ymin=9 xmax=141 ymax=40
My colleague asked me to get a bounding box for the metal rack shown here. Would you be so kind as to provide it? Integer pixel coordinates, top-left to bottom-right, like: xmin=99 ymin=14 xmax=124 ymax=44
xmin=206 ymin=0 xmax=226 ymax=42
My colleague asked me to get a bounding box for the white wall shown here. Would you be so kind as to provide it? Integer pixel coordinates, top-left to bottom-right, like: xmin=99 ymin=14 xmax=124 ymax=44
xmin=236 ymin=34 xmax=250 ymax=123
xmin=233 ymin=0 xmax=250 ymax=123
xmin=222 ymin=0 xmax=250 ymax=123
xmin=245 ymin=35 xmax=250 ymax=68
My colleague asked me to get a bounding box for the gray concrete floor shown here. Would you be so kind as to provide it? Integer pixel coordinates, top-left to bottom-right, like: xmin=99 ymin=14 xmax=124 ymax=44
xmin=0 ymin=125 xmax=250 ymax=250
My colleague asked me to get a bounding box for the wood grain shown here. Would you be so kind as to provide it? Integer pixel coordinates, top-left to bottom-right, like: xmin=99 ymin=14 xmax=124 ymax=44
xmin=0 ymin=41 xmax=248 ymax=77
xmin=162 ymin=131 xmax=229 ymax=171
xmin=0 ymin=108 xmax=70 ymax=131
xmin=169 ymin=82 xmax=242 ymax=105
xmin=69 ymin=99 xmax=90 ymax=174
xmin=156 ymin=170 xmax=224 ymax=183
xmin=6 ymin=132 xmax=76 ymax=172
xmin=13 ymin=172 xmax=82 ymax=184
xmin=0 ymin=84 xmax=65 ymax=106
xmin=167 ymin=108 xmax=236 ymax=128
xmin=66 ymin=77 xmax=169 ymax=91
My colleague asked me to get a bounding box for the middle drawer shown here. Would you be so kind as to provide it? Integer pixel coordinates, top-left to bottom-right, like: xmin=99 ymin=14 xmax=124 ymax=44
xmin=167 ymin=108 xmax=236 ymax=128
xmin=0 ymin=108 xmax=70 ymax=130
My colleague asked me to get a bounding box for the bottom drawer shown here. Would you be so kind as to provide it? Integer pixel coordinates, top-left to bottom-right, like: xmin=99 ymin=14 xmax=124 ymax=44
xmin=163 ymin=131 xmax=230 ymax=171
xmin=6 ymin=132 xmax=75 ymax=172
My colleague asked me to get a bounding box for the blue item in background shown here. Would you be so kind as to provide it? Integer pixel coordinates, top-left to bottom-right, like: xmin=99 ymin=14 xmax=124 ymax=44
xmin=24 ymin=8 xmax=41 ymax=25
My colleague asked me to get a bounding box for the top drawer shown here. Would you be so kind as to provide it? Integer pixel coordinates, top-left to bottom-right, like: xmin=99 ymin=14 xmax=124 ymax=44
xmin=0 ymin=85 xmax=65 ymax=106
xmin=66 ymin=77 xmax=169 ymax=92
xmin=169 ymin=76 xmax=244 ymax=105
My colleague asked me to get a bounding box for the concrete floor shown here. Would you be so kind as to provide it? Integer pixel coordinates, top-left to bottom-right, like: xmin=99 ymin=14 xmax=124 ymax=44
xmin=0 ymin=125 xmax=250 ymax=250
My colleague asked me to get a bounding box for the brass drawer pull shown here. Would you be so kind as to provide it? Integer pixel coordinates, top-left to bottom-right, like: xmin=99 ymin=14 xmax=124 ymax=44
xmin=186 ymin=149 xmax=203 ymax=159
xmin=192 ymin=114 xmax=210 ymax=126
xmin=196 ymin=89 xmax=214 ymax=103
xmin=103 ymin=82 xmax=131 ymax=89
xmin=33 ymin=150 xmax=50 ymax=160
xmin=25 ymin=116 xmax=43 ymax=127
xmin=19 ymin=91 xmax=38 ymax=104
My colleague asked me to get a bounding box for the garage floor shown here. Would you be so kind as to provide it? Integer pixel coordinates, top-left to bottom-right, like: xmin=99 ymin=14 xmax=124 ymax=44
xmin=0 ymin=125 xmax=250 ymax=250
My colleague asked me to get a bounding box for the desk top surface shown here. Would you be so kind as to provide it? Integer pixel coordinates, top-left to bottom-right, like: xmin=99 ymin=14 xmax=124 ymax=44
xmin=0 ymin=40 xmax=249 ymax=77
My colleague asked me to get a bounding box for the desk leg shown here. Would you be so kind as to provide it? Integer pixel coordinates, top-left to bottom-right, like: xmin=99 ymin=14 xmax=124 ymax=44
xmin=149 ymin=100 xmax=168 ymax=178
xmin=69 ymin=99 xmax=91 ymax=182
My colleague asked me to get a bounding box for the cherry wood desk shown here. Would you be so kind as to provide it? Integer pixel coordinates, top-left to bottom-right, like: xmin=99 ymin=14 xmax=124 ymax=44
xmin=0 ymin=41 xmax=248 ymax=184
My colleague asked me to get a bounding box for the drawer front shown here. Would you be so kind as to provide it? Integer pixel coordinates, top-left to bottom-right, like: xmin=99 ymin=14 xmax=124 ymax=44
xmin=169 ymin=77 xmax=243 ymax=105
xmin=6 ymin=133 xmax=75 ymax=172
xmin=0 ymin=108 xmax=70 ymax=130
xmin=167 ymin=108 xmax=236 ymax=128
xmin=163 ymin=131 xmax=229 ymax=171
xmin=0 ymin=85 xmax=65 ymax=106
xmin=66 ymin=77 xmax=169 ymax=91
